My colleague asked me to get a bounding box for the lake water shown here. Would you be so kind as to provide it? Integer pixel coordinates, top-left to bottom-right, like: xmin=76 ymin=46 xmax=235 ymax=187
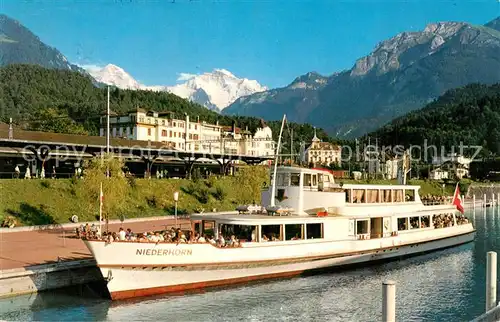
xmin=1 ymin=207 xmax=499 ymax=321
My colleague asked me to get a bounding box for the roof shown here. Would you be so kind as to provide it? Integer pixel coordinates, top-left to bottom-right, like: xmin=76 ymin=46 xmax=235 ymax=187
xmin=190 ymin=212 xmax=341 ymax=224
xmin=306 ymin=141 xmax=341 ymax=151
xmin=0 ymin=123 xmax=173 ymax=149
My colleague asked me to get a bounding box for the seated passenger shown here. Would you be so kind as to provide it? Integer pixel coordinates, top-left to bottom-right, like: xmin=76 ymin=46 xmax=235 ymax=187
xmin=217 ymin=234 xmax=225 ymax=247
xmin=262 ymin=235 xmax=269 ymax=242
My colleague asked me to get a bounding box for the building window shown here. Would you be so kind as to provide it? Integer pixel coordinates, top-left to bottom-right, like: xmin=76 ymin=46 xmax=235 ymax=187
xmin=148 ymin=128 xmax=152 ymax=136
xmin=169 ymin=131 xmax=172 ymax=137
xmin=162 ymin=120 xmax=165 ymax=125
xmin=139 ymin=117 xmax=145 ymax=123
xmin=189 ymin=134 xmax=193 ymax=139
xmin=174 ymin=132 xmax=177 ymax=138
xmin=162 ymin=130 xmax=167 ymax=137
xmin=173 ymin=122 xmax=176 ymax=127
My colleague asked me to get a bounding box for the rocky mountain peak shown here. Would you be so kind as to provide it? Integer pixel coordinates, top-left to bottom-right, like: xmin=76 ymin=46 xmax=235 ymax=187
xmin=485 ymin=16 xmax=500 ymax=32
xmin=289 ymin=71 xmax=328 ymax=90
xmin=351 ymin=21 xmax=467 ymax=77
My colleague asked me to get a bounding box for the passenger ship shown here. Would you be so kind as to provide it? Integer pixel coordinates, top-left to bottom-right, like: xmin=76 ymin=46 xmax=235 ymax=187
xmin=84 ymin=164 xmax=475 ymax=300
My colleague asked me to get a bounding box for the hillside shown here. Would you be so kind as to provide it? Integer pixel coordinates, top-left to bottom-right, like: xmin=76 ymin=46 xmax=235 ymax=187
xmin=224 ymin=17 xmax=500 ymax=138
xmin=370 ymin=83 xmax=500 ymax=155
xmin=0 ymin=14 xmax=85 ymax=73
xmin=0 ymin=64 xmax=339 ymax=150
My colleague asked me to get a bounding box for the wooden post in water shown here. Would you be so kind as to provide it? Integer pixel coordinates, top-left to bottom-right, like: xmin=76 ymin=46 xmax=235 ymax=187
xmin=493 ymin=193 xmax=496 ymax=207
xmin=473 ymin=195 xmax=476 ymax=209
xmin=485 ymin=194 xmax=487 ymax=208
xmin=486 ymin=251 xmax=497 ymax=312
xmin=382 ymin=280 xmax=396 ymax=322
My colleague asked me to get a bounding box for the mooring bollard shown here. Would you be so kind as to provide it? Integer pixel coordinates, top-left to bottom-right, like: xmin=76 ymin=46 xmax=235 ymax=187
xmin=382 ymin=280 xmax=396 ymax=322
xmin=486 ymin=251 xmax=497 ymax=312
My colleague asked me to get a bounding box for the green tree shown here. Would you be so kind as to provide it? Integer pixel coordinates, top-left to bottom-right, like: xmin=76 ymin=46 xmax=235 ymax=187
xmin=81 ymin=154 xmax=129 ymax=219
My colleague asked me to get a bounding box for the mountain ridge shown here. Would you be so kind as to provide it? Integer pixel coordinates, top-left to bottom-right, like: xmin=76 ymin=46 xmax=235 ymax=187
xmin=84 ymin=64 xmax=267 ymax=112
xmin=224 ymin=16 xmax=500 ymax=138
xmin=0 ymin=14 xmax=87 ymax=74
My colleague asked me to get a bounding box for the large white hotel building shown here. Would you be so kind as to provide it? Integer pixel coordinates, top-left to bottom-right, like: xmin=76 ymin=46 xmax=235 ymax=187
xmin=99 ymin=108 xmax=275 ymax=157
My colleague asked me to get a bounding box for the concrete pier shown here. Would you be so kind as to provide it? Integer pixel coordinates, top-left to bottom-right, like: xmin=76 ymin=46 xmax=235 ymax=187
xmin=0 ymin=259 xmax=100 ymax=298
xmin=0 ymin=215 xmax=194 ymax=298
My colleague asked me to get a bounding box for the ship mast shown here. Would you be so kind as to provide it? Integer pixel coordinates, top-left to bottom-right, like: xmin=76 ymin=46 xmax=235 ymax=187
xmin=270 ymin=114 xmax=286 ymax=207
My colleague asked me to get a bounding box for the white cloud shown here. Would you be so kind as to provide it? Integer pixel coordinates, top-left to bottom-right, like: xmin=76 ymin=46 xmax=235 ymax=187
xmin=177 ymin=72 xmax=197 ymax=81
xmin=78 ymin=64 xmax=104 ymax=73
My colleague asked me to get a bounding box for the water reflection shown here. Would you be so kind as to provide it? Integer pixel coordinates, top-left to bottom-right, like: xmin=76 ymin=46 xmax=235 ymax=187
xmin=2 ymin=208 xmax=500 ymax=321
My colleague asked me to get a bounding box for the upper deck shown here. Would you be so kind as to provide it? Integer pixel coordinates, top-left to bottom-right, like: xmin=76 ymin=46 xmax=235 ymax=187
xmin=263 ymin=166 xmax=427 ymax=216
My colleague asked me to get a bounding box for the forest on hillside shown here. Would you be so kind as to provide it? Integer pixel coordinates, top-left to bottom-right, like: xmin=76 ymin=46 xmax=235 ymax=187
xmin=370 ymin=83 xmax=500 ymax=157
xmin=0 ymin=64 xmax=343 ymax=153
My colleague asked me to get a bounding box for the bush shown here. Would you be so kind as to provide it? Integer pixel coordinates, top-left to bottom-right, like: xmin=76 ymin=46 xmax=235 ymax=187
xmin=212 ymin=184 xmax=227 ymax=201
xmin=40 ymin=180 xmax=51 ymax=189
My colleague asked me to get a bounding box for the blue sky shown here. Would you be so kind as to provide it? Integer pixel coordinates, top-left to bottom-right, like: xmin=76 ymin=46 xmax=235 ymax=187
xmin=1 ymin=0 xmax=498 ymax=88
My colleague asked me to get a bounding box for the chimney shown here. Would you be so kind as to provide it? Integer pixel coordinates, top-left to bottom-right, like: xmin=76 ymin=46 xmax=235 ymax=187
xmin=8 ymin=118 xmax=13 ymax=140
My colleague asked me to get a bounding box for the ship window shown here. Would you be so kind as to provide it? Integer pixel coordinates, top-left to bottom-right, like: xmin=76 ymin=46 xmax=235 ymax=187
xmin=345 ymin=189 xmax=351 ymax=203
xmin=409 ymin=216 xmax=420 ymax=229
xmin=397 ymin=218 xmax=408 ymax=231
xmin=219 ymin=224 xmax=257 ymax=242
xmin=353 ymin=189 xmax=365 ymax=203
xmin=394 ymin=190 xmax=404 ymax=202
xmin=367 ymin=190 xmax=378 ymax=203
xmin=202 ymin=220 xmax=215 ymax=236
xmin=420 ymin=215 xmax=430 ymax=228
xmin=285 ymin=224 xmax=303 ymax=240
xmin=261 ymin=225 xmax=282 ymax=241
xmin=306 ymin=223 xmax=323 ymax=239
xmin=356 ymin=220 xmax=369 ymax=235
xmin=383 ymin=190 xmax=392 ymax=202
xmin=290 ymin=173 xmax=300 ymax=186
xmin=312 ymin=174 xmax=317 ymax=186
xmin=277 ymin=173 xmax=285 ymax=186
xmin=304 ymin=174 xmax=312 ymax=187
xmin=406 ymin=190 xmax=415 ymax=202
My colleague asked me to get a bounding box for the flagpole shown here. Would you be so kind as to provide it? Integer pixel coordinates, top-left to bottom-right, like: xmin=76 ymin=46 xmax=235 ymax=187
xmin=99 ymin=182 xmax=103 ymax=234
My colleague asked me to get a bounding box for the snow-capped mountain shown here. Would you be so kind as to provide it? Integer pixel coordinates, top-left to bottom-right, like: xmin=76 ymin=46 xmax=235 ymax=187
xmin=164 ymin=69 xmax=267 ymax=111
xmin=85 ymin=64 xmax=143 ymax=90
xmin=84 ymin=65 xmax=266 ymax=111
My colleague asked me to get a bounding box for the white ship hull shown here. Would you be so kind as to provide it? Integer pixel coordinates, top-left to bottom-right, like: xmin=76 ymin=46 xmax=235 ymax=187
xmin=85 ymin=225 xmax=475 ymax=300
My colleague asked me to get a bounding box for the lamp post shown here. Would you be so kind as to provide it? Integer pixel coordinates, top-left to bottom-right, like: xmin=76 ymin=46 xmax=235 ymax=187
xmin=174 ymin=191 xmax=179 ymax=228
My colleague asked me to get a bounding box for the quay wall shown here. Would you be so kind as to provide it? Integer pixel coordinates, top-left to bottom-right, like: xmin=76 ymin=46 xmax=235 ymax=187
xmin=0 ymin=259 xmax=101 ymax=299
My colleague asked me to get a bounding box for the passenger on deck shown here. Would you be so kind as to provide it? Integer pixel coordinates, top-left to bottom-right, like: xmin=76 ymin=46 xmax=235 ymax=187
xmin=217 ymin=234 xmax=226 ymax=247
xmin=118 ymin=228 xmax=126 ymax=241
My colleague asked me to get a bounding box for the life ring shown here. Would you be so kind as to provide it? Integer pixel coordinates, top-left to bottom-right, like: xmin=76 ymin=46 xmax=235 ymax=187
xmin=71 ymin=215 xmax=79 ymax=223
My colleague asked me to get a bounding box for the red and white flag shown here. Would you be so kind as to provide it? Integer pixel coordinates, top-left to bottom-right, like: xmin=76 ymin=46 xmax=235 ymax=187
xmin=452 ymin=183 xmax=464 ymax=214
